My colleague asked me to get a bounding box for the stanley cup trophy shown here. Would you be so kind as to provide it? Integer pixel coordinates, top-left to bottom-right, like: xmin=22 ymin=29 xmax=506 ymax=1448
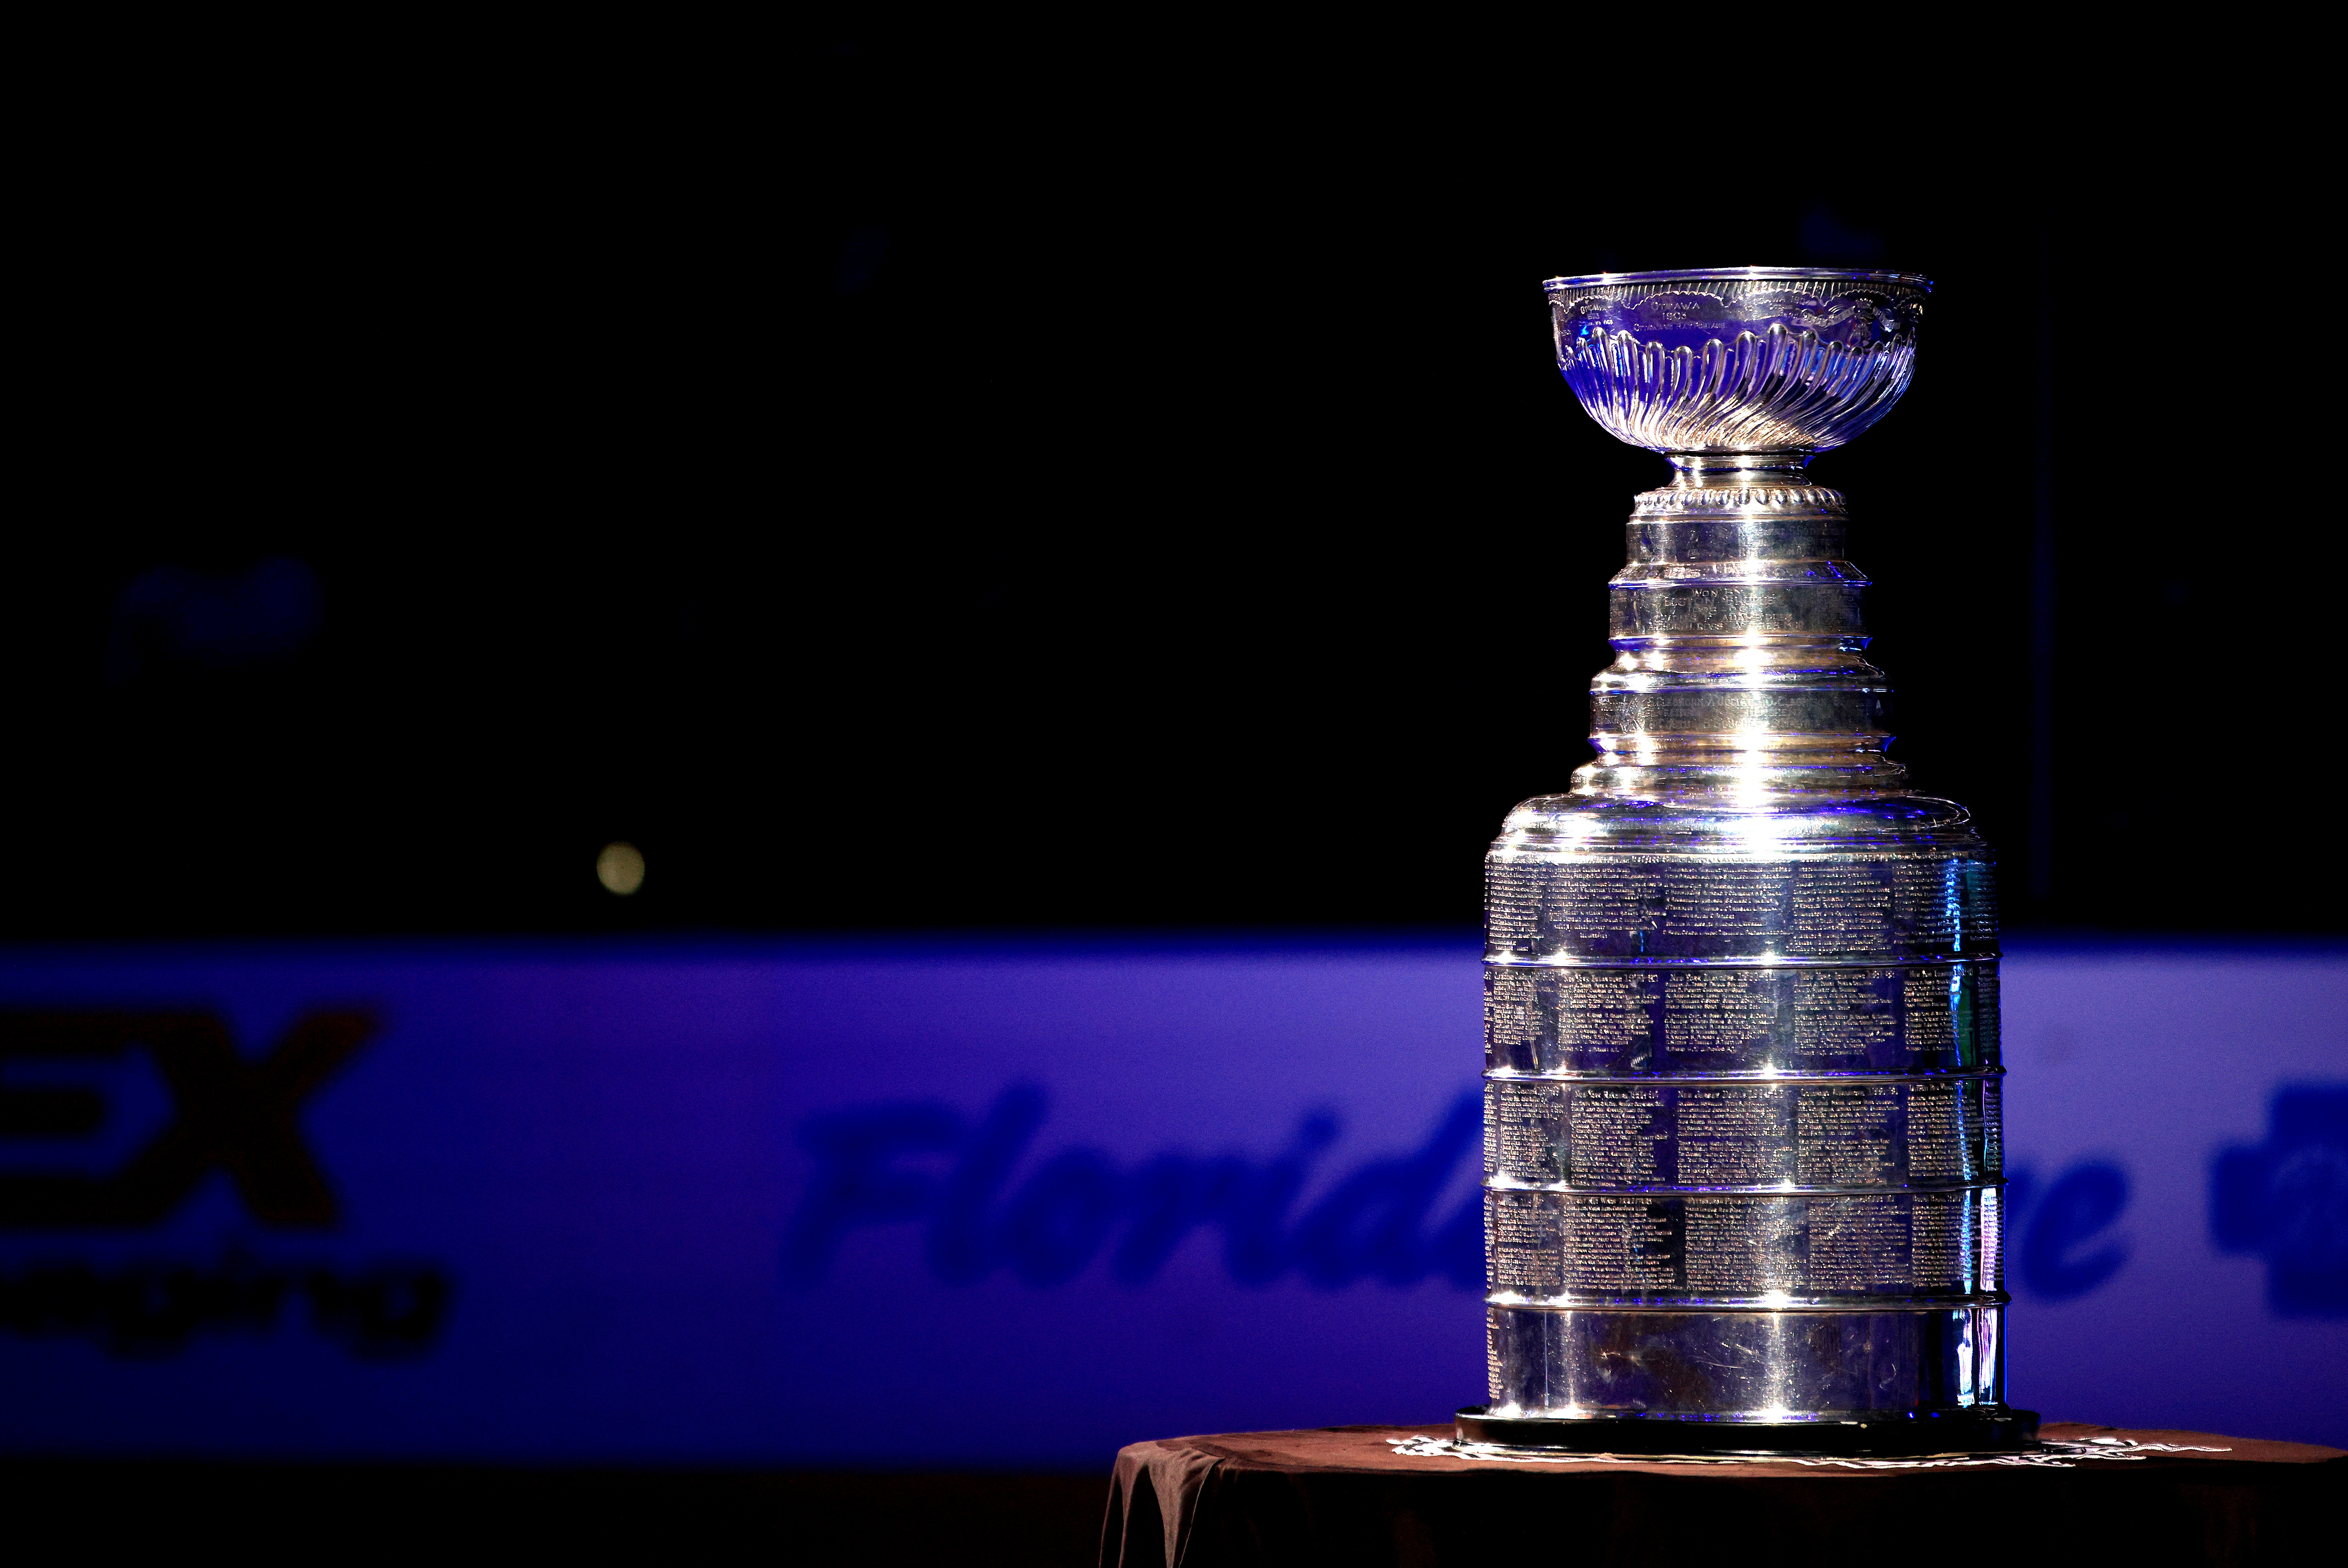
xmin=1461 ymin=267 xmax=2035 ymax=1456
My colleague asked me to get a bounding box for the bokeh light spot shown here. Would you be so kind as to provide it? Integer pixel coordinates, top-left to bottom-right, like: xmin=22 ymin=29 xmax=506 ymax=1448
xmin=597 ymin=842 xmax=646 ymax=896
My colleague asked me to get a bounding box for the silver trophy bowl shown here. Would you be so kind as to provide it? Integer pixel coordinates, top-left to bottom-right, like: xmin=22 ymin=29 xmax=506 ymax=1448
xmin=1548 ymin=266 xmax=1930 ymax=456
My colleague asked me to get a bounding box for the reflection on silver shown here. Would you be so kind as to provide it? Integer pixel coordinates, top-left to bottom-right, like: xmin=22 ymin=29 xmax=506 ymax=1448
xmin=1469 ymin=267 xmax=2034 ymax=1453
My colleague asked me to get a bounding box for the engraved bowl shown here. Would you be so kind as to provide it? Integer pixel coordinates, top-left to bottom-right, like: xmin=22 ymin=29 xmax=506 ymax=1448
xmin=1546 ymin=266 xmax=1930 ymax=455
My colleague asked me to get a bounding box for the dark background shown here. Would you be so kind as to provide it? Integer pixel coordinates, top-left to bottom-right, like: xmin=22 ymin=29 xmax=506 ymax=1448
xmin=11 ymin=36 xmax=2328 ymax=941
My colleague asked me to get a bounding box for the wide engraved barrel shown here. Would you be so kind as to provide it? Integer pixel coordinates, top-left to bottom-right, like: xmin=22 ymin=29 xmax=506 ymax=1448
xmin=1465 ymin=290 xmax=2028 ymax=1448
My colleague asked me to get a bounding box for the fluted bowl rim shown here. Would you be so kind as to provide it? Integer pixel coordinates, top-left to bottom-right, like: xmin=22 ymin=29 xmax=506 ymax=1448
xmin=1544 ymin=265 xmax=1932 ymax=292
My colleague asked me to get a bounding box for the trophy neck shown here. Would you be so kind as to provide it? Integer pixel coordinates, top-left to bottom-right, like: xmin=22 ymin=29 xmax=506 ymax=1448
xmin=1662 ymin=450 xmax=1816 ymax=490
xmin=1571 ymin=477 xmax=1908 ymax=804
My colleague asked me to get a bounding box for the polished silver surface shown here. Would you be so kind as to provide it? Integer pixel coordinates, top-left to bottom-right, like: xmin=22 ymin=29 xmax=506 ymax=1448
xmin=1480 ymin=267 xmax=2027 ymax=1448
xmin=1546 ymin=270 xmax=1927 ymax=454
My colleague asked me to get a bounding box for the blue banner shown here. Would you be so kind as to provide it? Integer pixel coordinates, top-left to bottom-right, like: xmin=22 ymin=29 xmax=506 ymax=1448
xmin=1 ymin=935 xmax=2341 ymax=1464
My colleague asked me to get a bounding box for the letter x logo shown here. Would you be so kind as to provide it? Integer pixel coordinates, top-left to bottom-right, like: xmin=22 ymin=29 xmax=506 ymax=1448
xmin=0 ymin=1011 xmax=372 ymax=1227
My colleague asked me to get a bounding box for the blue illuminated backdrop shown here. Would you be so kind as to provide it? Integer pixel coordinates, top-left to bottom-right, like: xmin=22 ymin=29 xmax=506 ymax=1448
xmin=1 ymin=934 xmax=2341 ymax=1465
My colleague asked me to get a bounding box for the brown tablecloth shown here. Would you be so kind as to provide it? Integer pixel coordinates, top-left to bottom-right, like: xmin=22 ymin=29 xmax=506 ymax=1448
xmin=1101 ymin=1421 xmax=2344 ymax=1567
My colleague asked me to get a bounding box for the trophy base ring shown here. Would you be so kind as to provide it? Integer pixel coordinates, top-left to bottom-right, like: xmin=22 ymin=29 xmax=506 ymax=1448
xmin=1454 ymin=1405 xmax=2041 ymax=1457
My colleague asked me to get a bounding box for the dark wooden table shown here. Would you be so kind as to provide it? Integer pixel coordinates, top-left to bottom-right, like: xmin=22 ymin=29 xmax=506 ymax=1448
xmin=1102 ymin=1420 xmax=2344 ymax=1567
